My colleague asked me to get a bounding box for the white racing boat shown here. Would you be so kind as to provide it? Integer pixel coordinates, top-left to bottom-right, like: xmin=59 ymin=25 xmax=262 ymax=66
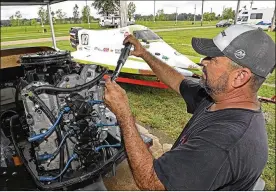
xmin=70 ymin=25 xmax=201 ymax=77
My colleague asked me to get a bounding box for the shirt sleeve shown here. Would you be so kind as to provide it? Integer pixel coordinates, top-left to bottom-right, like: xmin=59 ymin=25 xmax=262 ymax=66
xmin=153 ymin=136 xmax=230 ymax=190
xmin=179 ymin=79 xmax=208 ymax=114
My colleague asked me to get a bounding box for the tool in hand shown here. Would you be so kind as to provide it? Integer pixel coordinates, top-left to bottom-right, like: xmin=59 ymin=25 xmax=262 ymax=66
xmin=111 ymin=43 xmax=132 ymax=81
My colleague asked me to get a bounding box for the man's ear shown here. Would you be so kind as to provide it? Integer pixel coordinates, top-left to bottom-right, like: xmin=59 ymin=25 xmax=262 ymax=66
xmin=231 ymin=68 xmax=252 ymax=88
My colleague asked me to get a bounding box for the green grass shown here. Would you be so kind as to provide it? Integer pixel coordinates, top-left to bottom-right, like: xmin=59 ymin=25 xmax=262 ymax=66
xmin=266 ymin=70 xmax=275 ymax=85
xmin=1 ymin=21 xmax=217 ymax=42
xmin=123 ymin=84 xmax=192 ymax=139
xmin=136 ymin=20 xmax=218 ymax=29
xmin=0 ymin=22 xmax=101 ymax=42
xmin=157 ymin=27 xmax=224 ymax=57
xmin=1 ymin=27 xmax=275 ymax=190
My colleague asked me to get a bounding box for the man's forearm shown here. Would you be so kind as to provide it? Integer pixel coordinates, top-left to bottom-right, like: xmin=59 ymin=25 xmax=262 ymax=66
xmin=117 ymin=111 xmax=165 ymax=190
xmin=142 ymin=50 xmax=185 ymax=93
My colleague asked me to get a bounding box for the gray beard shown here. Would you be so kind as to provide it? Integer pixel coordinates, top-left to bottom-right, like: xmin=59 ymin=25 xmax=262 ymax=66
xmin=200 ymin=72 xmax=229 ymax=96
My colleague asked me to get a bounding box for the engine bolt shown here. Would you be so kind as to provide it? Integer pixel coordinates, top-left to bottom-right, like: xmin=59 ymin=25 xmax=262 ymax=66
xmin=37 ymin=109 xmax=42 ymax=114
xmin=76 ymin=76 xmax=80 ymax=80
xmin=69 ymin=114 xmax=74 ymax=120
xmin=65 ymin=77 xmax=69 ymax=82
xmin=34 ymin=104 xmax=40 ymax=109
xmin=12 ymin=172 xmax=17 ymax=176
xmin=40 ymin=129 xmax=47 ymax=134
xmin=26 ymin=118 xmax=34 ymax=125
xmin=2 ymin=171 xmax=7 ymax=175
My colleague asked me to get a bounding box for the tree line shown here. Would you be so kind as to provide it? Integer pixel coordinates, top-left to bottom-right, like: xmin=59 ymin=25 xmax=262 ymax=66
xmin=5 ymin=0 xmax=136 ymax=26
xmin=135 ymin=8 xmax=235 ymax=22
xmin=5 ymin=0 xmax=235 ymax=27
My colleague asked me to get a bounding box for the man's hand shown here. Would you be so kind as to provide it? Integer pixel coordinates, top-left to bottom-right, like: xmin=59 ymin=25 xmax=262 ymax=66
xmin=104 ymin=79 xmax=165 ymax=191
xmin=123 ymin=34 xmax=147 ymax=58
xmin=104 ymin=78 xmax=131 ymax=121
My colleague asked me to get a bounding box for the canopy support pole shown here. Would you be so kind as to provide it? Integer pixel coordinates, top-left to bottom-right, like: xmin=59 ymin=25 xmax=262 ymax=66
xmin=47 ymin=3 xmax=57 ymax=49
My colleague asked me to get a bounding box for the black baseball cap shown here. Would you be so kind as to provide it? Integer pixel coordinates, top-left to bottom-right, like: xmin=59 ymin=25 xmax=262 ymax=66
xmin=192 ymin=25 xmax=275 ymax=78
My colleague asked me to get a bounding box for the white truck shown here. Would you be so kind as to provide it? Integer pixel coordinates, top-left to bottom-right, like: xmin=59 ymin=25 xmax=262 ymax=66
xmin=237 ymin=8 xmax=274 ymax=25
xmin=99 ymin=15 xmax=135 ymax=28
xmin=99 ymin=15 xmax=120 ymax=27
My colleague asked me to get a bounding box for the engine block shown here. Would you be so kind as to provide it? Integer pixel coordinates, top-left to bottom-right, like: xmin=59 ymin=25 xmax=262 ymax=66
xmin=5 ymin=51 xmax=122 ymax=187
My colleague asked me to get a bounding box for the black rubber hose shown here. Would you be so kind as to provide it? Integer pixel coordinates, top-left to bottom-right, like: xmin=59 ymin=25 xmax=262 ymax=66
xmin=15 ymin=78 xmax=28 ymax=109
xmin=33 ymin=68 xmax=108 ymax=93
xmin=30 ymin=93 xmax=65 ymax=181
xmin=10 ymin=114 xmax=44 ymax=190
xmin=0 ymin=110 xmax=18 ymax=120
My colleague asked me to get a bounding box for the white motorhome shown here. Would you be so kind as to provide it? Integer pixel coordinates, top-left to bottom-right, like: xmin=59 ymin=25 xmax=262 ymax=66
xmin=237 ymin=8 xmax=274 ymax=25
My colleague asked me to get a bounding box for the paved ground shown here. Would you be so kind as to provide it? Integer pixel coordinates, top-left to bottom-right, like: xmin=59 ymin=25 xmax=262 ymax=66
xmin=1 ymin=36 xmax=69 ymax=46
xmin=1 ymin=26 xmax=216 ymax=47
xmin=103 ymin=123 xmax=172 ymax=190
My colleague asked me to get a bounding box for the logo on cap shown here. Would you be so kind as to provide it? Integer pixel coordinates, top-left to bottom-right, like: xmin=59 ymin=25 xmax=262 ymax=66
xmin=234 ymin=49 xmax=246 ymax=59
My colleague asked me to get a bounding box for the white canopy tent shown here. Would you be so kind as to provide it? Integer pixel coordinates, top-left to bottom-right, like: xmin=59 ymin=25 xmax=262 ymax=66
xmin=2 ymin=0 xmax=129 ymax=50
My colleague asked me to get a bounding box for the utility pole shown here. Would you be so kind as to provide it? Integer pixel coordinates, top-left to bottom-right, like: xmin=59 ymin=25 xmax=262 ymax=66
xmin=201 ymin=0 xmax=204 ymax=26
xmin=250 ymin=0 xmax=254 ymax=9
xmin=154 ymin=0 xmax=156 ymax=22
xmin=211 ymin=8 xmax=212 ymax=13
xmin=270 ymin=7 xmax=275 ymax=32
xmin=194 ymin=4 xmax=196 ymax=24
xmin=234 ymin=0 xmax=241 ymax=24
xmin=86 ymin=0 xmax=90 ymax=28
xmin=175 ymin=7 xmax=178 ymax=25
xmin=120 ymin=0 xmax=128 ymax=27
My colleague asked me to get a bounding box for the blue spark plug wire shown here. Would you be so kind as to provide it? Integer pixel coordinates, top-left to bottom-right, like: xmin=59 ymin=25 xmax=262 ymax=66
xmin=95 ymin=143 xmax=121 ymax=152
xmin=28 ymin=107 xmax=70 ymax=142
xmin=39 ymin=153 xmax=78 ymax=182
xmin=37 ymin=130 xmax=73 ymax=161
xmin=37 ymin=153 xmax=53 ymax=162
xmin=88 ymin=100 xmax=103 ymax=105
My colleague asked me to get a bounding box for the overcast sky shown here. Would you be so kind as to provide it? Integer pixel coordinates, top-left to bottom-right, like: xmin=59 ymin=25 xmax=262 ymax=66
xmin=1 ymin=1 xmax=275 ymax=20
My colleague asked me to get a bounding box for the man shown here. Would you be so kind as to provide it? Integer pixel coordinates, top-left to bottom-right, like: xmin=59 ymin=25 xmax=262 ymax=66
xmin=104 ymin=25 xmax=275 ymax=190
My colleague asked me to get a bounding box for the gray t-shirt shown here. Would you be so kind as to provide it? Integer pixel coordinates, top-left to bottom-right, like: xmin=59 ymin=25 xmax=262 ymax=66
xmin=153 ymin=79 xmax=268 ymax=190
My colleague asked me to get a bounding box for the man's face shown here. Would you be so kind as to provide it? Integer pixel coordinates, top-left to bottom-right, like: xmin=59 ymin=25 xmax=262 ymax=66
xmin=200 ymin=56 xmax=232 ymax=96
